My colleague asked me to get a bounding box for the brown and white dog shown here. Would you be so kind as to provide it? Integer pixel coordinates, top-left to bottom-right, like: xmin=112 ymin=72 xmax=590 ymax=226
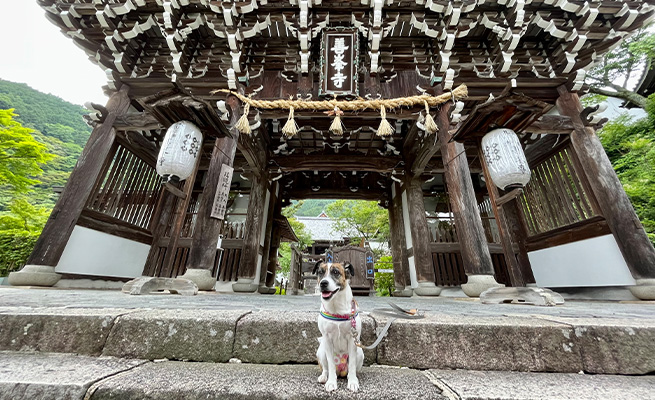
xmin=314 ymin=260 xmax=364 ymax=392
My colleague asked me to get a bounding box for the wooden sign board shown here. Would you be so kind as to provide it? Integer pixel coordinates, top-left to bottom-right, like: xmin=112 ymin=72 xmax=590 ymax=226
xmin=320 ymin=30 xmax=359 ymax=98
xmin=210 ymin=164 xmax=234 ymax=220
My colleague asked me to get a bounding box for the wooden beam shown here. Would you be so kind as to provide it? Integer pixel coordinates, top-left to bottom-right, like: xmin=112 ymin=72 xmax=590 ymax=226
xmin=410 ymin=104 xmax=452 ymax=176
xmin=437 ymin=106 xmax=496 ymax=277
xmin=271 ymin=154 xmax=402 ymax=173
xmin=389 ymin=182 xmax=412 ymax=291
xmin=237 ymin=173 xmax=268 ymax=289
xmin=404 ymin=175 xmax=436 ymax=284
xmin=479 ymin=142 xmax=525 ymax=287
xmin=556 ymin=86 xmax=655 ymax=280
xmin=496 ymin=188 xmax=523 ymax=207
xmin=286 ymin=188 xmax=386 ymax=201
xmin=238 ymin=130 xmax=268 ymax=178
xmin=27 ymin=85 xmax=132 ymax=267
xmin=163 ymin=182 xmax=187 ymax=199
xmin=185 ymin=94 xmax=242 ymax=282
xmin=114 ymin=112 xmax=161 ymax=131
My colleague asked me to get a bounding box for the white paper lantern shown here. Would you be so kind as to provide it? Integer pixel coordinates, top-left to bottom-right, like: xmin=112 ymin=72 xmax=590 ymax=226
xmin=481 ymin=128 xmax=531 ymax=191
xmin=156 ymin=120 xmax=203 ymax=182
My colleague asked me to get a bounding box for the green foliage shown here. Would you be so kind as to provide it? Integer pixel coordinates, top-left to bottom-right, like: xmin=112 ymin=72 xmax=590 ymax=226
xmin=0 ymin=79 xmax=91 ymax=210
xmin=0 ymin=197 xmax=50 ymax=232
xmin=0 ymin=109 xmax=55 ymax=193
xmin=294 ymin=199 xmax=336 ymax=216
xmin=325 ymin=200 xmax=390 ymax=244
xmin=599 ymin=94 xmax=655 ymax=246
xmin=374 ymin=255 xmax=394 ymax=297
xmin=0 ymin=230 xmax=39 ymax=276
xmin=278 ymin=203 xmax=315 ymax=278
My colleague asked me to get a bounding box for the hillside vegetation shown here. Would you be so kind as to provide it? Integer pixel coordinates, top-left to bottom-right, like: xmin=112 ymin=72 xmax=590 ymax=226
xmin=0 ymin=79 xmax=91 ymax=209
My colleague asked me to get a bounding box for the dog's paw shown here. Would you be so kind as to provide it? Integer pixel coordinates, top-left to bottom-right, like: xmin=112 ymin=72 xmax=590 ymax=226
xmin=347 ymin=377 xmax=359 ymax=392
xmin=324 ymin=380 xmax=338 ymax=392
xmin=317 ymin=373 xmax=328 ymax=384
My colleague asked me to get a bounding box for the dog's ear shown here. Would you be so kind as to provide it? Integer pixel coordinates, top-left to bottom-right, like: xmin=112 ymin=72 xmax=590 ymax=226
xmin=344 ymin=262 xmax=355 ymax=278
xmin=312 ymin=260 xmax=323 ymax=275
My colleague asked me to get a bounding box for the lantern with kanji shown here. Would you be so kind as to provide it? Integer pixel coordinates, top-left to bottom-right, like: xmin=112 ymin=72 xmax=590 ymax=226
xmin=481 ymin=128 xmax=531 ymax=191
xmin=156 ymin=120 xmax=203 ymax=182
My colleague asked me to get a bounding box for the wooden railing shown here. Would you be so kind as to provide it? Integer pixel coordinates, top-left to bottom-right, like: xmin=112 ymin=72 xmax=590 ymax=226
xmin=518 ymin=145 xmax=599 ymax=236
xmin=427 ymin=205 xmax=512 ymax=287
xmin=80 ymin=143 xmax=161 ymax=244
xmin=518 ymin=144 xmax=607 ymax=251
xmin=147 ymin=221 xmax=246 ymax=280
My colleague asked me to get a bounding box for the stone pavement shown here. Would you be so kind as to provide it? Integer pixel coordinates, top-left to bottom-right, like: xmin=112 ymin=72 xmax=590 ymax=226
xmin=1 ymin=287 xmax=654 ymax=399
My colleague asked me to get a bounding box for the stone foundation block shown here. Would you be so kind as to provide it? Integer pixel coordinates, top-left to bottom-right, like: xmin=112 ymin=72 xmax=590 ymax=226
xmin=102 ymin=309 xmax=250 ymax=362
xmin=233 ymin=311 xmax=377 ymax=365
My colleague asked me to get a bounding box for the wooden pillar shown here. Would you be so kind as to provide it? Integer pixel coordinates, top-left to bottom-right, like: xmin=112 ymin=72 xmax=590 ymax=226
xmin=160 ymin=160 xmax=200 ymax=278
xmin=10 ymin=85 xmax=131 ymax=287
xmin=142 ymin=187 xmax=175 ymax=276
xmin=179 ymin=95 xmax=241 ymax=290
xmin=479 ymin=147 xmax=525 ymax=287
xmin=505 ymin=201 xmax=536 ymax=284
xmin=389 ymin=182 xmax=413 ymax=296
xmin=557 ymin=86 xmax=655 ymax=298
xmin=258 ymin=182 xmax=280 ymax=294
xmin=437 ymin=104 xmax=502 ymax=297
xmin=233 ymin=173 xmax=268 ymax=292
xmin=404 ymin=175 xmax=441 ymax=296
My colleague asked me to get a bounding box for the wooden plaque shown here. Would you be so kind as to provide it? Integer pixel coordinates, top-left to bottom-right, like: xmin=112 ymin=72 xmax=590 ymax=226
xmin=210 ymin=164 xmax=234 ymax=220
xmin=320 ymin=30 xmax=359 ymax=98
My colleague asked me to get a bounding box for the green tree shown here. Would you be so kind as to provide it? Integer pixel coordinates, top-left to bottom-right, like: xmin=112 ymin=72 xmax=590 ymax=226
xmin=374 ymin=255 xmax=394 ymax=297
xmin=0 ymin=109 xmax=55 ymax=193
xmin=586 ymin=27 xmax=655 ymax=109
xmin=325 ymin=200 xmax=390 ymax=246
xmin=0 ymin=197 xmax=50 ymax=232
xmin=278 ymin=203 xmax=314 ymax=277
xmin=598 ymin=94 xmax=655 ymax=245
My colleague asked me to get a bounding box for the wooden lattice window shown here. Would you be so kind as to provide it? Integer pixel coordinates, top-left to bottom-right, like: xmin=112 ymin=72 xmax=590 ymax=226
xmin=86 ymin=144 xmax=162 ymax=230
xmin=518 ymin=145 xmax=599 ymax=236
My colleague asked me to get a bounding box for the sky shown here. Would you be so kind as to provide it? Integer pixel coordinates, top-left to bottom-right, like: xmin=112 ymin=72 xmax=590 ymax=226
xmin=0 ymin=2 xmax=108 ymax=106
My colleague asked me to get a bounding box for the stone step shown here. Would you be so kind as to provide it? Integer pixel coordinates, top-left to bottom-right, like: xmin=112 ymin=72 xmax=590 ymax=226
xmin=0 ymin=307 xmax=655 ymax=374
xmin=2 ymin=352 xmax=654 ymax=400
xmin=1 ymin=305 xmax=654 ymax=375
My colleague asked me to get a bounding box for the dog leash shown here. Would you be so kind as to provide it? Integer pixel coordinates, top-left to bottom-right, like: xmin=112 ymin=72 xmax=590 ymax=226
xmin=352 ymin=302 xmax=423 ymax=350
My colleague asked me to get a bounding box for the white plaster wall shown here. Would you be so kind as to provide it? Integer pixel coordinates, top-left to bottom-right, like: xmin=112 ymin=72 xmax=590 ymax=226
xmin=528 ymin=234 xmax=636 ymax=287
xmin=55 ymin=226 xmax=150 ymax=279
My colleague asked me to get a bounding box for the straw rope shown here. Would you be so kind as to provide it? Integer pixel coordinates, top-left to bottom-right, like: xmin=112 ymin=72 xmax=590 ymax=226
xmin=215 ymin=84 xmax=467 ymax=112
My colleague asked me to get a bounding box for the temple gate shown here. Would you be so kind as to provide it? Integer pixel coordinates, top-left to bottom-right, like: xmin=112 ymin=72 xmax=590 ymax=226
xmin=9 ymin=0 xmax=655 ymax=299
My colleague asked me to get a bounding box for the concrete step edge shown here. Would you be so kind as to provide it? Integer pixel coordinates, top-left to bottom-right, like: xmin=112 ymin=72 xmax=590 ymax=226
xmin=1 ymin=352 xmax=655 ymax=400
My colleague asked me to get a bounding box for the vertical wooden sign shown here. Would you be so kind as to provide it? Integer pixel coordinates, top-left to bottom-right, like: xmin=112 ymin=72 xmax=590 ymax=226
xmin=365 ymin=249 xmax=375 ymax=280
xmin=320 ymin=30 xmax=359 ymax=98
xmin=325 ymin=248 xmax=334 ymax=264
xmin=210 ymin=164 xmax=234 ymax=220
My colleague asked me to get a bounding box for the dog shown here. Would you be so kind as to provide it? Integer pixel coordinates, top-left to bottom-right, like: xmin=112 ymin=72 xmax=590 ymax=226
xmin=314 ymin=260 xmax=364 ymax=392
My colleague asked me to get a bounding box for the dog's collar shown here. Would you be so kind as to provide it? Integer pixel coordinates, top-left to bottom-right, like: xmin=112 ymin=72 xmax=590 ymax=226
xmin=320 ymin=300 xmax=358 ymax=323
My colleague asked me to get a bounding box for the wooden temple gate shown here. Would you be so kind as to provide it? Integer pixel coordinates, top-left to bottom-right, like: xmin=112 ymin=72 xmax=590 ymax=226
xmin=9 ymin=0 xmax=655 ymax=299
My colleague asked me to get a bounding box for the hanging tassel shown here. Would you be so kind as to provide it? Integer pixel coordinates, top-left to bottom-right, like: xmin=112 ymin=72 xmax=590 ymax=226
xmin=376 ymin=105 xmax=394 ymax=137
xmin=329 ymin=106 xmax=344 ymax=135
xmin=423 ymin=100 xmax=438 ymax=135
xmin=282 ymin=106 xmax=299 ymax=138
xmin=235 ymin=102 xmax=252 ymax=135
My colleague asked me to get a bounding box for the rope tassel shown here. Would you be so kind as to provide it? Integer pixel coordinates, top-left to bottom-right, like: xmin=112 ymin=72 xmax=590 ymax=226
xmin=282 ymin=106 xmax=299 ymax=138
xmin=423 ymin=100 xmax=438 ymax=135
xmin=376 ymin=105 xmax=394 ymax=137
xmin=329 ymin=106 xmax=344 ymax=135
xmin=235 ymin=103 xmax=252 ymax=135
